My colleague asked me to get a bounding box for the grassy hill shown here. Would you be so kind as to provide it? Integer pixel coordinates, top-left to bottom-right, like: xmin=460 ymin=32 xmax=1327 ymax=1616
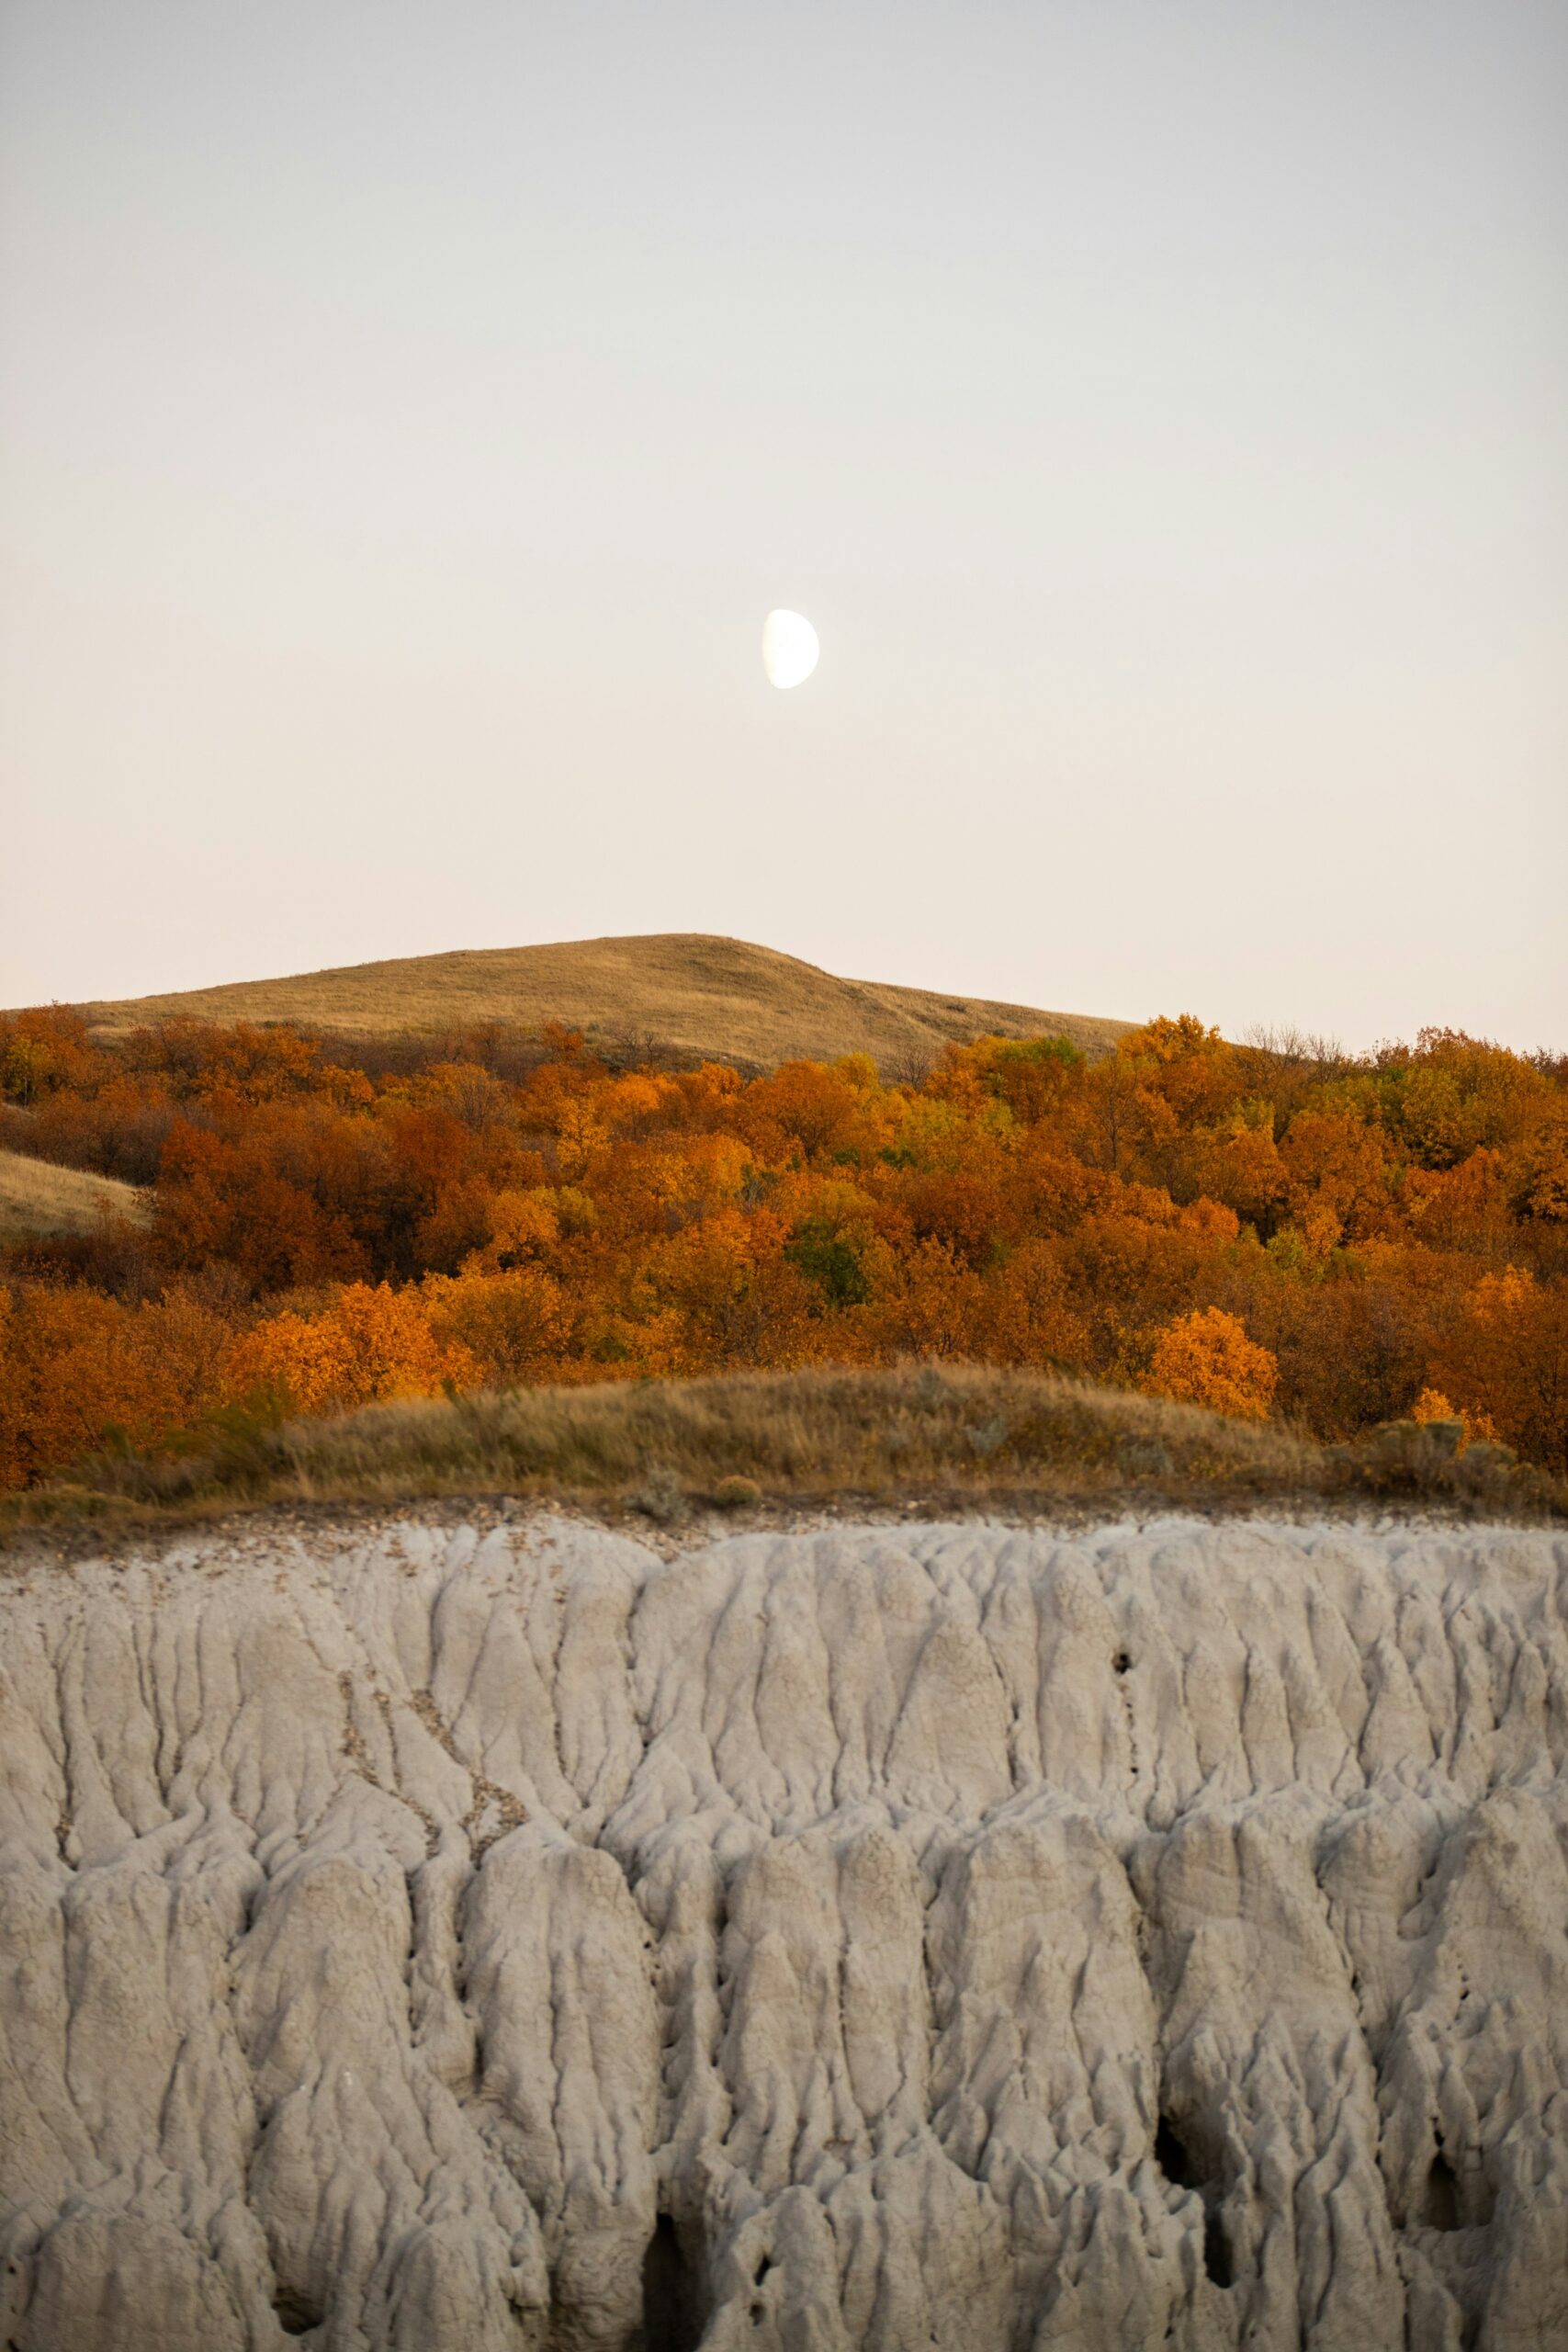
xmin=66 ymin=933 xmax=1134 ymax=1071
xmin=0 ymin=1149 xmax=149 ymax=1248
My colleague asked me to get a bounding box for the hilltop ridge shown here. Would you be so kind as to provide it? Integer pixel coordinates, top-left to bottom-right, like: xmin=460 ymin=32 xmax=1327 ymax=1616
xmin=60 ymin=932 xmax=1134 ymax=1069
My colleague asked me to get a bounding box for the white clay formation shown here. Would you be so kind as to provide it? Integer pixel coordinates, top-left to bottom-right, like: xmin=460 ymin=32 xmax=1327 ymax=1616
xmin=2 ymin=1516 xmax=1566 ymax=2349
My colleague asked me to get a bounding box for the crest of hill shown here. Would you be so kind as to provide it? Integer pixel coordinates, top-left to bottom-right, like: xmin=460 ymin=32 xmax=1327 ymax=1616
xmin=69 ymin=933 xmax=1134 ymax=1070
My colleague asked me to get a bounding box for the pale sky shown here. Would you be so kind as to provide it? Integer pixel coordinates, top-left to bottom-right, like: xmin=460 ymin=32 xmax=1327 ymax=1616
xmin=3 ymin=2 xmax=1564 ymax=1049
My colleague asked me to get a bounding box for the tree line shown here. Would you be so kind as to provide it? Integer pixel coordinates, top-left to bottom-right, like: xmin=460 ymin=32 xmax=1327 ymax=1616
xmin=1 ymin=1004 xmax=1564 ymax=1490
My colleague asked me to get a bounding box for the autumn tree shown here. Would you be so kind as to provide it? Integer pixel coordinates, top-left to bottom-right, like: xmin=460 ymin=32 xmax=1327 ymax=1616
xmin=1142 ymin=1306 xmax=1278 ymax=1421
xmin=1429 ymin=1267 xmax=1568 ymax=1475
xmin=225 ymin=1283 xmax=479 ymax=1418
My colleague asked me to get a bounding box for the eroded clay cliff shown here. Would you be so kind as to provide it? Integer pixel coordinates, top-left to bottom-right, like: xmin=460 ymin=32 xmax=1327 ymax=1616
xmin=2 ymin=1515 xmax=1566 ymax=2350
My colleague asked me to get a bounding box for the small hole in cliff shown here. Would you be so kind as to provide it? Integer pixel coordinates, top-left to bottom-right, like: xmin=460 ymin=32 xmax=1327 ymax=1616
xmin=1425 ymin=2150 xmax=1461 ymax=2232
xmin=1155 ymin=2116 xmax=1199 ymax=2188
xmin=273 ymin=2289 xmax=322 ymax=2336
xmin=1157 ymin=2118 xmax=1232 ymax=2288
xmin=751 ymin=2253 xmax=773 ymax=2288
xmin=640 ymin=2214 xmax=705 ymax=2352
xmin=1113 ymin=1649 xmax=1132 ymax=1675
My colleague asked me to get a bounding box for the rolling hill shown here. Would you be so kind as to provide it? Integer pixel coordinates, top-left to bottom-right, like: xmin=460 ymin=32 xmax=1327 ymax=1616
xmin=67 ymin=933 xmax=1134 ymax=1070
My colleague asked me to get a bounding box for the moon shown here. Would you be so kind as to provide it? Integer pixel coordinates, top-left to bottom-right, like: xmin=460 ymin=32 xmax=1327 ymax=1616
xmin=761 ymin=608 xmax=819 ymax=690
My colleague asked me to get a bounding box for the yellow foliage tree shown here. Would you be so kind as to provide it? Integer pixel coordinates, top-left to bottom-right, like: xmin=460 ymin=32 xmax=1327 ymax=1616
xmin=423 ymin=1263 xmax=571 ymax=1385
xmin=1410 ymin=1386 xmax=1496 ymax=1450
xmin=479 ymin=1189 xmax=561 ymax=1267
xmin=1142 ymin=1306 xmax=1278 ymax=1421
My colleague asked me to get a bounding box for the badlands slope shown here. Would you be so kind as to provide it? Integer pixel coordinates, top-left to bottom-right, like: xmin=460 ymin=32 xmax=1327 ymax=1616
xmin=2 ymin=1513 xmax=1566 ymax=2351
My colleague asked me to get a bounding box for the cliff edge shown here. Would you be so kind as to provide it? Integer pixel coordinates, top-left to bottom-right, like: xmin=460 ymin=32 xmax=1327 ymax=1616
xmin=2 ymin=1516 xmax=1566 ymax=2349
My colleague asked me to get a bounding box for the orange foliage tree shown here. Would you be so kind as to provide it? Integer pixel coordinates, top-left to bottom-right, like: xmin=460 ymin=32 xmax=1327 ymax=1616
xmin=224 ymin=1283 xmax=479 ymax=1419
xmin=0 ymin=1279 xmax=233 ymax=1487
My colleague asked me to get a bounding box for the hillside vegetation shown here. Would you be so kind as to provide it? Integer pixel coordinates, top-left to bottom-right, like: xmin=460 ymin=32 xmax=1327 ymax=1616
xmin=5 ymin=1363 xmax=1554 ymax=1538
xmin=1 ymin=1000 xmax=1563 ymax=1507
xmin=56 ymin=932 xmax=1134 ymax=1069
xmin=0 ymin=1147 xmax=148 ymax=1248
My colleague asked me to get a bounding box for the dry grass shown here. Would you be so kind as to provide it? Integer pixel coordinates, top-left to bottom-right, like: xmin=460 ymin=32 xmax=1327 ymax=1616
xmin=4 ymin=1365 xmax=1558 ymax=1544
xmin=59 ymin=933 xmax=1134 ymax=1069
xmin=0 ymin=1148 xmax=149 ymax=1248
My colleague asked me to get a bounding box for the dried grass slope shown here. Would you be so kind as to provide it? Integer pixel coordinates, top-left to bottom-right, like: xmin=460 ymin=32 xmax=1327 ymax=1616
xmin=0 ymin=1148 xmax=148 ymax=1248
xmin=64 ymin=932 xmax=1134 ymax=1069
xmin=6 ymin=1365 xmax=1556 ymax=1542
